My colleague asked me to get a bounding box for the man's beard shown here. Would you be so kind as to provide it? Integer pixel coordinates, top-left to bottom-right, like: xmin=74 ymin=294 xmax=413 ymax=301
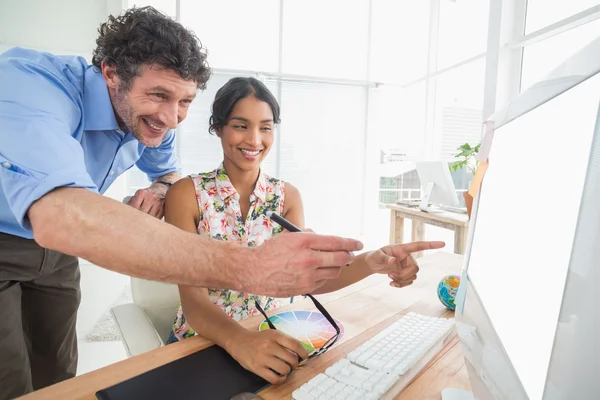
xmin=113 ymin=87 xmax=161 ymax=148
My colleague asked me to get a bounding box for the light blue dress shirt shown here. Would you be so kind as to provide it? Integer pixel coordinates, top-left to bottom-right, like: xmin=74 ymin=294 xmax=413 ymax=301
xmin=0 ymin=47 xmax=180 ymax=239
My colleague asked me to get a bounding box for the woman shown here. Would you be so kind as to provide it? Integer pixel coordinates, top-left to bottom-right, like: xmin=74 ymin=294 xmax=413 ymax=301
xmin=164 ymin=77 xmax=444 ymax=384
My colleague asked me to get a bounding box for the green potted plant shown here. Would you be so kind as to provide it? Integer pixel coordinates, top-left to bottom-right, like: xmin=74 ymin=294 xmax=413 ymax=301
xmin=450 ymin=142 xmax=480 ymax=218
xmin=450 ymin=142 xmax=480 ymax=175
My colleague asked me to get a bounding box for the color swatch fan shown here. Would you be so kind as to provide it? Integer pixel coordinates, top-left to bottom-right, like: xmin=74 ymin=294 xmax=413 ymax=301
xmin=258 ymin=310 xmax=344 ymax=352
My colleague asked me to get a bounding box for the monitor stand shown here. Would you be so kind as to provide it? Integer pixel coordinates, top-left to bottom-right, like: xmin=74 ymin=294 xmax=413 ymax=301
xmin=419 ymin=182 xmax=443 ymax=213
xmin=441 ymin=388 xmax=475 ymax=400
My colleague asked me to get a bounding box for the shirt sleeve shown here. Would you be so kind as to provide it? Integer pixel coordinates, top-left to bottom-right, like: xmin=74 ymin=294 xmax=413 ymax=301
xmin=135 ymin=129 xmax=181 ymax=182
xmin=0 ymin=50 xmax=97 ymax=231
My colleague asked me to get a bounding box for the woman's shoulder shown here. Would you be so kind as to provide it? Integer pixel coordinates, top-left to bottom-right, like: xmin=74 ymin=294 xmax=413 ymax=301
xmin=187 ymin=169 xmax=220 ymax=190
xmin=164 ymin=176 xmax=200 ymax=220
xmin=262 ymin=171 xmax=283 ymax=186
xmin=260 ymin=172 xmax=301 ymax=195
xmin=189 ymin=169 xmax=218 ymax=182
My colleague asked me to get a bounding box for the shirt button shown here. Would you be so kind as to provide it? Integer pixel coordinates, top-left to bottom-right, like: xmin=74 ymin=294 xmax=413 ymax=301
xmin=109 ymin=170 xmax=115 ymax=176
xmin=2 ymin=162 xmax=11 ymax=169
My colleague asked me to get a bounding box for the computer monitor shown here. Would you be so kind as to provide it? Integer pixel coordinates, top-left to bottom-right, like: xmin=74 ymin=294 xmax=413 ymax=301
xmin=453 ymin=37 xmax=600 ymax=400
xmin=415 ymin=161 xmax=461 ymax=212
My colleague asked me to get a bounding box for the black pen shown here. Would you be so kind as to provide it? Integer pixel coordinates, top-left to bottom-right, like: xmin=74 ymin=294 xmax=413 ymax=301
xmin=266 ymin=211 xmax=302 ymax=232
xmin=266 ymin=211 xmax=352 ymax=266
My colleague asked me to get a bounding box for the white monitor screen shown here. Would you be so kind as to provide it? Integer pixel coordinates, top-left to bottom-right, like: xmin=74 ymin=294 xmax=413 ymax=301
xmin=467 ymin=73 xmax=600 ymax=400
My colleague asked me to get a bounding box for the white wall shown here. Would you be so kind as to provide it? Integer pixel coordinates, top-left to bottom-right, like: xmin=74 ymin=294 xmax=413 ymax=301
xmin=0 ymin=0 xmax=131 ymax=339
xmin=0 ymin=0 xmax=124 ymax=56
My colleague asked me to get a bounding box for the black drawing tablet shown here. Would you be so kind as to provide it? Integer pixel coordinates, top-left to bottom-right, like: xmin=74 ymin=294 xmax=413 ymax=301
xmin=95 ymin=345 xmax=270 ymax=400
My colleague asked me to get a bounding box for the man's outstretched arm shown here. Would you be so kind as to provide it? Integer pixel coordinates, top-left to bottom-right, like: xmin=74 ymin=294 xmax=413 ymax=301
xmin=28 ymin=187 xmax=363 ymax=297
xmin=30 ymin=187 xmax=240 ymax=287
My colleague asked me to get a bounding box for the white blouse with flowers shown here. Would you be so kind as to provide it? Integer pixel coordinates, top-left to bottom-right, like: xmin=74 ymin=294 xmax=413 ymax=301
xmin=171 ymin=163 xmax=286 ymax=341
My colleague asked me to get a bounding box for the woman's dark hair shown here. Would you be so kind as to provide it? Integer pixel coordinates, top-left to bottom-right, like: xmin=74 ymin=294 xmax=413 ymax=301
xmin=209 ymin=77 xmax=281 ymax=135
xmin=92 ymin=6 xmax=211 ymax=90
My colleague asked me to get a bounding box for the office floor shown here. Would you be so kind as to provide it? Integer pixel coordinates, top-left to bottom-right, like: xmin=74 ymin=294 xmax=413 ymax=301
xmin=77 ymin=283 xmax=132 ymax=375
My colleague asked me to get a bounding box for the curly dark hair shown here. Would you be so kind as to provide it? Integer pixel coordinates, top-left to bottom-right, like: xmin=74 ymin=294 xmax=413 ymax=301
xmin=92 ymin=6 xmax=210 ymax=90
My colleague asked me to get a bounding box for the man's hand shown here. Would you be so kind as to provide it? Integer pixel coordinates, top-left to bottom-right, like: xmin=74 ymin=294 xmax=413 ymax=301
xmin=365 ymin=241 xmax=445 ymax=288
xmin=227 ymin=330 xmax=308 ymax=385
xmin=126 ymin=187 xmax=166 ymax=219
xmin=244 ymin=232 xmax=363 ymax=297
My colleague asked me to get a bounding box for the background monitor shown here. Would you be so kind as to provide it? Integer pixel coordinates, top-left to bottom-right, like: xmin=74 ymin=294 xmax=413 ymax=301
xmin=415 ymin=161 xmax=460 ymax=212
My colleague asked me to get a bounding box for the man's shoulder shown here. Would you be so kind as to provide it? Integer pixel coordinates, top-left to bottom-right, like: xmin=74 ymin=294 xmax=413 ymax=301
xmin=0 ymin=47 xmax=90 ymax=92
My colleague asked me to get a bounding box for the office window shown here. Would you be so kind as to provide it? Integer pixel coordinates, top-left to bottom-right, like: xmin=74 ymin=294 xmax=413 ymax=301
xmin=371 ymin=83 xmax=427 ymax=204
xmin=277 ymin=82 xmax=367 ymax=237
xmin=372 ymin=83 xmax=427 ymax=162
xmin=176 ymin=74 xmax=229 ymax=176
xmin=521 ymin=18 xmax=600 ymax=90
xmin=369 ymin=0 xmax=430 ymax=84
xmin=525 ymin=0 xmax=599 ymax=34
xmin=281 ymin=0 xmax=370 ymax=80
xmin=437 ymin=0 xmax=489 ymax=69
xmin=180 ymin=0 xmax=280 ymax=72
xmin=432 ymin=58 xmax=485 ymax=161
xmin=373 ymin=0 xmax=488 ymax=208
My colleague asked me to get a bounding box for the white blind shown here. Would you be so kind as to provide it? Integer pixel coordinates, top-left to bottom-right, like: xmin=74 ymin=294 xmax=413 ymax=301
xmin=439 ymin=107 xmax=482 ymax=160
xmin=432 ymin=58 xmax=485 ymax=160
xmin=276 ymin=81 xmax=366 ymax=238
xmin=177 ymin=74 xmax=229 ymax=175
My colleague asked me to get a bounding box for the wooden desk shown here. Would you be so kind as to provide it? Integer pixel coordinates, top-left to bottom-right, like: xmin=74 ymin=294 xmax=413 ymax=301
xmin=386 ymin=204 xmax=470 ymax=258
xmin=19 ymin=252 xmax=471 ymax=400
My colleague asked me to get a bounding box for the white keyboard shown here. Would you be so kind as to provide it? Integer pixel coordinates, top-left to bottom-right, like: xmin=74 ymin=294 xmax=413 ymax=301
xmin=292 ymin=312 xmax=455 ymax=400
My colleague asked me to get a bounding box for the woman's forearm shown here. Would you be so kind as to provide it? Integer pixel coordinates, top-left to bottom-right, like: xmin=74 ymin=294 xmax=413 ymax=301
xmin=180 ymin=291 xmax=249 ymax=352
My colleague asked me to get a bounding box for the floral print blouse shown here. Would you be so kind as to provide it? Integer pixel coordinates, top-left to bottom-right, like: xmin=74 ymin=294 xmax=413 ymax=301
xmin=170 ymin=163 xmax=286 ymax=341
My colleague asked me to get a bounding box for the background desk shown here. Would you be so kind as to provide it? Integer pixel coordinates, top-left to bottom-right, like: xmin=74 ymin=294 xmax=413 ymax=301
xmin=386 ymin=204 xmax=469 ymax=258
xmin=19 ymin=252 xmax=471 ymax=400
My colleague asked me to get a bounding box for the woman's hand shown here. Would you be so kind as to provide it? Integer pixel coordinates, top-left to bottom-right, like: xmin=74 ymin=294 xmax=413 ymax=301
xmin=227 ymin=329 xmax=309 ymax=384
xmin=365 ymin=241 xmax=445 ymax=287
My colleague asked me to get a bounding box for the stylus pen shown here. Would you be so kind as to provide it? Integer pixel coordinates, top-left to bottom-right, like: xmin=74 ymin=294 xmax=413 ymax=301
xmin=266 ymin=211 xmax=351 ymax=266
xmin=266 ymin=211 xmax=302 ymax=232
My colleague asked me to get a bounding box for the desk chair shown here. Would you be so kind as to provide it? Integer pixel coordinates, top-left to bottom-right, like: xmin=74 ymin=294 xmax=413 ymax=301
xmin=111 ymin=278 xmax=180 ymax=357
xmin=112 ymin=196 xmax=180 ymax=357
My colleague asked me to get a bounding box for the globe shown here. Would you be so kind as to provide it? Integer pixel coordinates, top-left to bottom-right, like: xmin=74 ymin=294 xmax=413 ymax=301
xmin=437 ymin=274 xmax=461 ymax=310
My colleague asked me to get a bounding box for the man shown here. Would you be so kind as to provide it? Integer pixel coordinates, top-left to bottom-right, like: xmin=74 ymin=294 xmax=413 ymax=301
xmin=0 ymin=6 xmax=439 ymax=399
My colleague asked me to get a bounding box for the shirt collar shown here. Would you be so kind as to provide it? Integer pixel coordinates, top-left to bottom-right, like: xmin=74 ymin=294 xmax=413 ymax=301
xmin=83 ymin=67 xmax=120 ymax=131
xmin=214 ymin=163 xmax=268 ymax=203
